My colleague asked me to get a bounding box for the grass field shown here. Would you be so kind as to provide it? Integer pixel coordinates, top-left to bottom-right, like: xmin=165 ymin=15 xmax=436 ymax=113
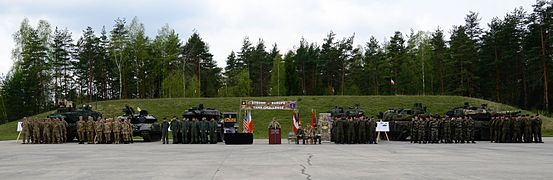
xmin=1 ymin=95 xmax=551 ymax=140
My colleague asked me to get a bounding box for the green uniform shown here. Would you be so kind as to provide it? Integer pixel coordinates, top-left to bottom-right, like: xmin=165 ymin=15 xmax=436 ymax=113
xmin=334 ymin=118 xmax=344 ymax=144
xmin=501 ymin=118 xmax=511 ymax=143
xmin=466 ymin=118 xmax=475 ymax=143
xmin=170 ymin=118 xmax=179 ymax=144
xmin=512 ymin=117 xmax=522 ymax=143
xmin=523 ymin=117 xmax=533 ymax=143
xmin=191 ymin=119 xmax=199 ymax=144
xmin=533 ymin=116 xmax=543 ymax=143
xmin=346 ymin=119 xmax=356 ymax=144
xmin=430 ymin=119 xmax=439 ymax=143
xmin=179 ymin=119 xmax=186 ymax=144
xmin=209 ymin=119 xmax=218 ymax=144
xmin=358 ymin=118 xmax=367 ymax=144
xmin=454 ymin=118 xmax=463 ymax=143
xmin=200 ymin=120 xmax=209 ymax=144
xmin=183 ymin=119 xmax=191 ymax=144
xmin=368 ymin=119 xmax=376 ymax=144
xmin=161 ymin=120 xmax=170 ymax=144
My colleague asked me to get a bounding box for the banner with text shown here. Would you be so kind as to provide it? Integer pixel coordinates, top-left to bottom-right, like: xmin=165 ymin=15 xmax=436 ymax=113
xmin=240 ymin=100 xmax=297 ymax=110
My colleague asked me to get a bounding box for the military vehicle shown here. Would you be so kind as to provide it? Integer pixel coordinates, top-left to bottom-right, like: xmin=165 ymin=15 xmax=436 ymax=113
xmin=444 ymin=102 xmax=520 ymax=140
xmin=182 ymin=104 xmax=223 ymax=142
xmin=119 ymin=105 xmax=161 ymax=142
xmin=377 ymin=103 xmax=430 ymax=141
xmin=47 ymin=101 xmax=102 ymax=141
xmin=329 ymin=104 xmax=365 ymax=118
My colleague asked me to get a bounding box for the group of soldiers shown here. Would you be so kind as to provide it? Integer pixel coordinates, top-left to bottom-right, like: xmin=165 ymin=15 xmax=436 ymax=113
xmin=161 ymin=116 xmax=219 ymax=144
xmin=331 ymin=116 xmax=378 ymax=144
xmin=295 ymin=125 xmax=321 ymax=144
xmin=489 ymin=114 xmax=543 ymax=143
xmin=76 ymin=116 xmax=134 ymax=144
xmin=20 ymin=117 xmax=68 ymax=144
xmin=410 ymin=115 xmax=475 ymax=144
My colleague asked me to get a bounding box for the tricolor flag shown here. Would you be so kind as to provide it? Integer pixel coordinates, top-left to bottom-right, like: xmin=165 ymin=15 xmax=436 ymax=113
xmin=247 ymin=111 xmax=254 ymax=133
xmin=242 ymin=111 xmax=250 ymax=133
xmin=311 ymin=109 xmax=317 ymax=128
xmin=292 ymin=111 xmax=301 ymax=134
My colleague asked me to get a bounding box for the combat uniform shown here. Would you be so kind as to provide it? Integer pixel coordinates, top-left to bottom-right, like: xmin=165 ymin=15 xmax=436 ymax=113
xmin=113 ymin=120 xmax=121 ymax=144
xmin=86 ymin=118 xmax=95 ymax=144
xmin=161 ymin=120 xmax=170 ymax=144
xmin=533 ymin=116 xmax=543 ymax=143
xmin=95 ymin=120 xmax=104 ymax=144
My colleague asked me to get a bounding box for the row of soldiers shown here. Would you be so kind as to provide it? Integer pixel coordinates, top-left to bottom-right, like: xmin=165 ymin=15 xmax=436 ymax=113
xmin=161 ymin=116 xmax=219 ymax=144
xmin=20 ymin=117 xmax=68 ymax=144
xmin=410 ymin=115 xmax=475 ymax=144
xmin=76 ymin=116 xmax=134 ymax=144
xmin=331 ymin=116 xmax=378 ymax=144
xmin=490 ymin=115 xmax=543 ymax=143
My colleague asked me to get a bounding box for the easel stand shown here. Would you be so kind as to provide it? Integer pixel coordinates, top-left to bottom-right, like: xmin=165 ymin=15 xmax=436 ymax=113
xmin=16 ymin=131 xmax=21 ymax=143
xmin=376 ymin=131 xmax=390 ymax=143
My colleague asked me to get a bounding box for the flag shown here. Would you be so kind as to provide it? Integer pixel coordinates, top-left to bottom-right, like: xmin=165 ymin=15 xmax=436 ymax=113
xmin=248 ymin=111 xmax=254 ymax=133
xmin=242 ymin=111 xmax=250 ymax=133
xmin=311 ymin=110 xmax=317 ymax=128
xmin=292 ymin=112 xmax=300 ymax=134
xmin=390 ymin=79 xmax=395 ymax=85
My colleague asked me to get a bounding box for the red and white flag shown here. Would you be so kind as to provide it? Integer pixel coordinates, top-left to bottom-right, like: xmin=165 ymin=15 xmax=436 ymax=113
xmin=390 ymin=79 xmax=395 ymax=85
xmin=292 ymin=111 xmax=301 ymax=134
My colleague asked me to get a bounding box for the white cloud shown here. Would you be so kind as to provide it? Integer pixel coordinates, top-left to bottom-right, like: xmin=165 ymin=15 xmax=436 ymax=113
xmin=0 ymin=0 xmax=537 ymax=76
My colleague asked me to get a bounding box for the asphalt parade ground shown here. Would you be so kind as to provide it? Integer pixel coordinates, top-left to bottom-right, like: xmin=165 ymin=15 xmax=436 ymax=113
xmin=0 ymin=138 xmax=552 ymax=180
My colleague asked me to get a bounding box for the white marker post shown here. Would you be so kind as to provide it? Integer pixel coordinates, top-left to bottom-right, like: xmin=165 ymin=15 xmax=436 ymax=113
xmin=376 ymin=120 xmax=390 ymax=143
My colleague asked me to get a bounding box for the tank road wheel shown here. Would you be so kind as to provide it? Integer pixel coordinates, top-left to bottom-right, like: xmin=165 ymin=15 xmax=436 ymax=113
xmin=142 ymin=131 xmax=152 ymax=142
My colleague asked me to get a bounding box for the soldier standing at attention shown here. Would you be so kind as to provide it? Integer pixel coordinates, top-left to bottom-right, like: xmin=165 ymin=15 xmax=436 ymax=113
xmin=358 ymin=117 xmax=367 ymax=144
xmin=104 ymin=118 xmax=112 ymax=144
xmin=52 ymin=119 xmax=61 ymax=144
xmin=417 ymin=117 xmax=426 ymax=144
xmin=334 ymin=117 xmax=342 ymax=144
xmin=533 ymin=115 xmax=543 ymax=143
xmin=170 ymin=116 xmax=179 ymax=144
xmin=453 ymin=117 xmax=461 ymax=143
xmin=501 ymin=116 xmax=510 ymax=143
xmin=42 ymin=119 xmax=51 ymax=144
xmin=523 ymin=115 xmax=532 ymax=143
xmin=95 ymin=118 xmax=104 ymax=144
xmin=86 ymin=117 xmax=95 ymax=144
xmin=467 ymin=117 xmax=475 ymax=143
xmin=430 ymin=117 xmax=439 ymax=144
xmin=191 ymin=118 xmax=199 ymax=144
xmin=513 ymin=116 xmax=523 ymax=143
xmin=209 ymin=118 xmax=218 ymax=144
xmin=200 ymin=118 xmax=209 ymax=144
xmin=113 ymin=119 xmax=121 ymax=144
xmin=346 ymin=117 xmax=355 ymax=144
xmin=161 ymin=118 xmax=170 ymax=144
xmin=21 ymin=118 xmax=30 ymax=144
xmin=489 ymin=116 xmax=496 ymax=143
xmin=183 ymin=118 xmax=191 ymax=144
xmin=120 ymin=119 xmax=128 ymax=143
xmin=126 ymin=119 xmax=133 ymax=144
xmin=60 ymin=118 xmax=68 ymax=143
xmin=32 ymin=119 xmax=41 ymax=144
xmin=178 ymin=118 xmax=186 ymax=144
xmin=77 ymin=116 xmax=85 ymax=144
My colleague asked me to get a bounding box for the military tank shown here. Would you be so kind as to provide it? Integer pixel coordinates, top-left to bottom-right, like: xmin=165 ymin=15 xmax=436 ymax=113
xmin=182 ymin=104 xmax=223 ymax=142
xmin=119 ymin=105 xmax=161 ymax=142
xmin=444 ymin=102 xmax=520 ymax=140
xmin=47 ymin=101 xmax=102 ymax=142
xmin=329 ymin=104 xmax=365 ymax=118
xmin=377 ymin=103 xmax=430 ymax=141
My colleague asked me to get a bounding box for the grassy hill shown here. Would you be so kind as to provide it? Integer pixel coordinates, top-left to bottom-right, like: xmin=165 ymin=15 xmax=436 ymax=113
xmin=1 ymin=95 xmax=551 ymax=140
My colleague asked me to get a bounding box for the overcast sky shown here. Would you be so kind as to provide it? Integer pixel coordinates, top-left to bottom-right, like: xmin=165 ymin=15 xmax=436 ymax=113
xmin=0 ymin=0 xmax=536 ymax=76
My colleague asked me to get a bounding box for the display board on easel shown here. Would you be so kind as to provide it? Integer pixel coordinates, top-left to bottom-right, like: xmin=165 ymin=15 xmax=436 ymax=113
xmin=376 ymin=121 xmax=390 ymax=142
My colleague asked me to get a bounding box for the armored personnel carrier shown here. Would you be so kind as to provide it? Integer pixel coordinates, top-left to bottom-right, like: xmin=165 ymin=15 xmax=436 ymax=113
xmin=182 ymin=104 xmax=223 ymax=142
xmin=119 ymin=105 xmax=161 ymax=142
xmin=47 ymin=100 xmax=102 ymax=141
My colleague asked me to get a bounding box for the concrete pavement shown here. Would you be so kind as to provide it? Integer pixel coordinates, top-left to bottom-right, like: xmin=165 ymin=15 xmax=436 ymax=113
xmin=0 ymin=138 xmax=552 ymax=180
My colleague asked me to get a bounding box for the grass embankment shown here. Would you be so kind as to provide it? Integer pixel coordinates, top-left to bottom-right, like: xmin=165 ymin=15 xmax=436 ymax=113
xmin=1 ymin=96 xmax=551 ymax=140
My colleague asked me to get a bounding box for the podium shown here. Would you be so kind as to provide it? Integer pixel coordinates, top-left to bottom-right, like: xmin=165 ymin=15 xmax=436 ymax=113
xmin=269 ymin=128 xmax=281 ymax=144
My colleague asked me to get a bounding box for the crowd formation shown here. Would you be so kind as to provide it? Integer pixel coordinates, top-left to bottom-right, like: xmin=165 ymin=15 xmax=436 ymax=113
xmin=490 ymin=115 xmax=543 ymax=143
xmin=161 ymin=116 xmax=220 ymax=144
xmin=331 ymin=116 xmax=378 ymax=144
xmin=410 ymin=115 xmax=476 ymax=144
xmin=20 ymin=117 xmax=68 ymax=144
xmin=76 ymin=117 xmax=134 ymax=144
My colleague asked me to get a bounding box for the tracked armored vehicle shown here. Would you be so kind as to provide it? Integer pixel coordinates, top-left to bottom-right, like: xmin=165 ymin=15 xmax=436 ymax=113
xmin=377 ymin=103 xmax=430 ymax=141
xmin=119 ymin=105 xmax=161 ymax=142
xmin=47 ymin=101 xmax=102 ymax=141
xmin=182 ymin=104 xmax=223 ymax=142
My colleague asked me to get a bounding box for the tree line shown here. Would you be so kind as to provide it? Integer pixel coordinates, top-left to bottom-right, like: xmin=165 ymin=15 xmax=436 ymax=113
xmin=1 ymin=1 xmax=553 ymax=123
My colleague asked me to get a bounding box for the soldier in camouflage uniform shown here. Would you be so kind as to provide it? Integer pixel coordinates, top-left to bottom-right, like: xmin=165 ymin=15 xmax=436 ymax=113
xmin=179 ymin=118 xmax=186 ymax=144
xmin=170 ymin=117 xmax=179 ymax=144
xmin=523 ymin=115 xmax=533 ymax=143
xmin=533 ymin=115 xmax=543 ymax=143
xmin=32 ymin=119 xmax=41 ymax=144
xmin=200 ymin=118 xmax=209 ymax=144
xmin=512 ymin=116 xmax=522 ymax=143
xmin=77 ymin=116 xmax=86 ymax=143
xmin=191 ymin=118 xmax=199 ymax=144
xmin=113 ymin=119 xmax=121 ymax=144
xmin=86 ymin=117 xmax=95 ymax=144
xmin=501 ymin=116 xmax=511 ymax=143
xmin=60 ymin=118 xmax=68 ymax=143
xmin=410 ymin=117 xmax=418 ymax=143
xmin=453 ymin=117 xmax=462 ymax=143
xmin=467 ymin=117 xmax=475 ymax=143
xmin=104 ymin=118 xmax=112 ymax=144
xmin=21 ymin=118 xmax=30 ymax=144
xmin=95 ymin=118 xmax=104 ymax=144
xmin=209 ymin=118 xmax=218 ymax=144
xmin=430 ymin=117 xmax=439 ymax=144
xmin=52 ymin=119 xmax=61 ymax=144
xmin=368 ymin=118 xmax=377 ymax=144
xmin=334 ymin=117 xmax=343 ymax=144
xmin=42 ymin=119 xmax=51 ymax=144
xmin=161 ymin=118 xmax=170 ymax=144
xmin=183 ymin=118 xmax=191 ymax=144
xmin=417 ymin=117 xmax=426 ymax=144
xmin=358 ymin=117 xmax=367 ymax=144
